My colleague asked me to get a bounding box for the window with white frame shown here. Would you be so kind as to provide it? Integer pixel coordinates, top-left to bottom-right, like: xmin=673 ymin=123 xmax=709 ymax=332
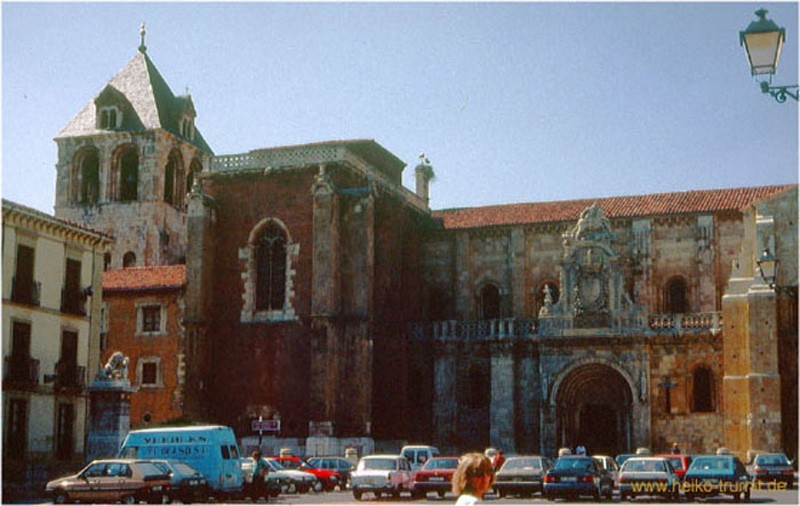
xmin=137 ymin=357 xmax=162 ymax=387
xmin=136 ymin=302 xmax=166 ymax=336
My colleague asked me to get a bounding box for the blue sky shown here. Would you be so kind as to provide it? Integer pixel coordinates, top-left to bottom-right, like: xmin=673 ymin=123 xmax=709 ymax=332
xmin=2 ymin=2 xmax=798 ymax=214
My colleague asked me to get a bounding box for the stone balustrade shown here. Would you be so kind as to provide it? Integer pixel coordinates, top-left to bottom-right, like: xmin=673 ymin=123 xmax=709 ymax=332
xmin=409 ymin=312 xmax=723 ymax=341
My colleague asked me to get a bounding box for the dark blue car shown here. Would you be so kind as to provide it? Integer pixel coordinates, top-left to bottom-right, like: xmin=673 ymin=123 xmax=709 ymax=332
xmin=543 ymin=456 xmax=614 ymax=501
xmin=684 ymin=455 xmax=752 ymax=502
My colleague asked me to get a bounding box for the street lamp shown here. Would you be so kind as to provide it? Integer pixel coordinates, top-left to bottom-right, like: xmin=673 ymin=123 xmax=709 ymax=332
xmin=756 ymin=247 xmax=778 ymax=288
xmin=740 ymin=8 xmax=798 ymax=102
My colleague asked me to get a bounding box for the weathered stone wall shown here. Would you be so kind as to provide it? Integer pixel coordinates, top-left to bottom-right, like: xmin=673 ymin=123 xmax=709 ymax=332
xmin=648 ymin=334 xmax=724 ymax=454
xmin=54 ymin=130 xmax=209 ymax=268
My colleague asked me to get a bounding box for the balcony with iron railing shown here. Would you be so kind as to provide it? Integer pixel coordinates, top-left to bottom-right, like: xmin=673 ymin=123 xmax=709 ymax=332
xmin=10 ymin=276 xmax=41 ymax=306
xmin=4 ymin=356 xmax=40 ymax=387
xmin=54 ymin=361 xmax=86 ymax=391
xmin=60 ymin=288 xmax=86 ymax=316
xmin=409 ymin=312 xmax=723 ymax=342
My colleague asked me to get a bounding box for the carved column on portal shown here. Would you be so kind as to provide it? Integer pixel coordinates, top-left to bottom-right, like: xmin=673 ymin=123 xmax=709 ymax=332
xmin=87 ymin=352 xmax=137 ymax=461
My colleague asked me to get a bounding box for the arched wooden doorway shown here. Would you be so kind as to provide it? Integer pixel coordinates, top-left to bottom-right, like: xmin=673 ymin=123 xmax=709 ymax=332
xmin=555 ymin=362 xmax=633 ymax=456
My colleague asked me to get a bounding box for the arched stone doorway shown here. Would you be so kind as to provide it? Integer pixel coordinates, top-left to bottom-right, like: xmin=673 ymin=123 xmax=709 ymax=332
xmin=555 ymin=363 xmax=633 ymax=456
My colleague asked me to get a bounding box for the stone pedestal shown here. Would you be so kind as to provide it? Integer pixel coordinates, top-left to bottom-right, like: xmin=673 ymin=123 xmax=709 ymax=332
xmin=86 ymin=379 xmax=137 ymax=461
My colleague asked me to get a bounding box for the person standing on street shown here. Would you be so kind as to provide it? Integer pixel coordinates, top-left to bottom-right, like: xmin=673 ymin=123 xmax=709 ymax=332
xmin=452 ymin=452 xmax=495 ymax=506
xmin=251 ymin=450 xmax=269 ymax=501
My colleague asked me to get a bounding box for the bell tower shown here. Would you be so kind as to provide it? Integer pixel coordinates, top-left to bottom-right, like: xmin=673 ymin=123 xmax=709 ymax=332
xmin=53 ymin=24 xmax=213 ymax=268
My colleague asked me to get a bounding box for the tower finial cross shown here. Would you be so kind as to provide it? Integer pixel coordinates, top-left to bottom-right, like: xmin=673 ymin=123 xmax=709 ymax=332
xmin=139 ymin=22 xmax=147 ymax=53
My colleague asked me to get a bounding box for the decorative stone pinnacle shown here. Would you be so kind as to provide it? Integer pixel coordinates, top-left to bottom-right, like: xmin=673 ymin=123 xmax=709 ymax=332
xmin=139 ymin=22 xmax=147 ymax=53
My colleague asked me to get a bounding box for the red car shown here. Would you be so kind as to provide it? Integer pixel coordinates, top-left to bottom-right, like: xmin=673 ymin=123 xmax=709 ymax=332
xmin=271 ymin=456 xmax=341 ymax=491
xmin=657 ymin=454 xmax=693 ymax=481
xmin=411 ymin=456 xmax=460 ymax=499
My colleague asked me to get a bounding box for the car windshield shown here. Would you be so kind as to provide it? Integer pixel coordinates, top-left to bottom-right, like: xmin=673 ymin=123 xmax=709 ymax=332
xmin=422 ymin=458 xmax=459 ymax=470
xmin=691 ymin=457 xmax=731 ymax=471
xmin=555 ymin=458 xmax=592 ymax=471
xmin=360 ymin=458 xmax=397 ymax=471
xmin=623 ymin=460 xmax=666 ymax=473
xmin=756 ymin=454 xmax=789 ymax=466
xmin=280 ymin=459 xmax=301 ymax=470
xmin=504 ymin=458 xmax=541 ymax=470
xmin=173 ymin=462 xmax=200 ymax=475
xmin=666 ymin=458 xmax=684 ymax=470
xmin=266 ymin=459 xmax=286 ymax=471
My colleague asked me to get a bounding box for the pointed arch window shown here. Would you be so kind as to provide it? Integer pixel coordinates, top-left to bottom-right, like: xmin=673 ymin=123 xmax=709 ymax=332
xmin=186 ymin=158 xmax=202 ymax=194
xmin=119 ymin=148 xmax=139 ymax=201
xmin=256 ymin=224 xmax=287 ymax=311
xmin=241 ymin=218 xmax=299 ymax=323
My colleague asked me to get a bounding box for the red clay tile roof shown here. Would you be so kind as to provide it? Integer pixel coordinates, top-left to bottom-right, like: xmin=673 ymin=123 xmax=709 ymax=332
xmin=103 ymin=265 xmax=186 ymax=292
xmin=433 ymin=184 xmax=796 ymax=230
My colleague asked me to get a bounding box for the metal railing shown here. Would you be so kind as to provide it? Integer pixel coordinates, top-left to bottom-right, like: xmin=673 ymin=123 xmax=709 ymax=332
xmin=60 ymin=288 xmax=86 ymax=316
xmin=54 ymin=362 xmax=86 ymax=391
xmin=11 ymin=277 xmax=41 ymax=306
xmin=4 ymin=356 xmax=40 ymax=386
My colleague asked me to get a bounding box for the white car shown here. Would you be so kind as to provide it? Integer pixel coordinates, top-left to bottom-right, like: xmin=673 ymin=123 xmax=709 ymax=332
xmin=619 ymin=456 xmax=680 ymax=501
xmin=350 ymin=454 xmax=415 ymax=501
xmin=263 ymin=458 xmax=318 ymax=493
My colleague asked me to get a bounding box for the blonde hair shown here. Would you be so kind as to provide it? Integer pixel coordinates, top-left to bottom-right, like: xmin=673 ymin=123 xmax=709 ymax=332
xmin=452 ymin=452 xmax=495 ymax=496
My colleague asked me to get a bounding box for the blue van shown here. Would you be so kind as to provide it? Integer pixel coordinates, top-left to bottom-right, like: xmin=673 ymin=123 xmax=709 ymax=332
xmin=119 ymin=425 xmax=243 ymax=498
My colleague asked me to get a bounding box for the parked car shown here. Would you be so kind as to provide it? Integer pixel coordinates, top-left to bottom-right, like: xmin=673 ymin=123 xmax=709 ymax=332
xmin=150 ymin=459 xmax=210 ymax=503
xmin=616 ymin=453 xmax=637 ymax=467
xmin=265 ymin=458 xmax=317 ymax=493
xmin=119 ymin=425 xmax=243 ymax=499
xmin=618 ymin=456 xmax=680 ymax=501
xmin=494 ymin=455 xmax=552 ymax=498
xmin=411 ymin=456 xmax=460 ymax=499
xmin=543 ymin=455 xmax=614 ymax=501
xmin=752 ymin=453 xmax=794 ymax=487
xmin=350 ymin=454 xmax=415 ymax=501
xmin=400 ymin=445 xmax=440 ymax=472
xmin=684 ymin=454 xmax=752 ymax=501
xmin=593 ymin=455 xmax=620 ymax=485
xmin=45 ymin=459 xmax=171 ymax=504
xmin=657 ymin=454 xmax=693 ymax=481
xmin=306 ymin=456 xmax=355 ymax=489
xmin=271 ymin=455 xmax=339 ymax=491
xmin=240 ymin=457 xmax=283 ymax=498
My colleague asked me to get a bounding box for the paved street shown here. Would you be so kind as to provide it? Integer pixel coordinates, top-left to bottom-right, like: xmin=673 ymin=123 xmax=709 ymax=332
xmin=241 ymin=487 xmax=799 ymax=505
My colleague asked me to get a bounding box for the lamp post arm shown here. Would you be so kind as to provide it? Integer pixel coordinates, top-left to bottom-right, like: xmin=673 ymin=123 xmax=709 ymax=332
xmin=760 ymin=81 xmax=799 ymax=103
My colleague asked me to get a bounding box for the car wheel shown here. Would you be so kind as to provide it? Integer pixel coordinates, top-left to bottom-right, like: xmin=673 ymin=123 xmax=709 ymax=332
xmin=353 ymin=490 xmax=363 ymax=501
xmin=411 ymin=490 xmax=424 ymax=500
xmin=122 ymin=494 xmax=137 ymax=505
xmin=54 ymin=490 xmax=70 ymax=504
xmin=438 ymin=490 xmax=446 ymax=498
xmin=297 ymin=484 xmax=310 ymax=494
xmin=313 ymin=481 xmax=323 ymax=492
xmin=375 ymin=491 xmax=382 ymax=499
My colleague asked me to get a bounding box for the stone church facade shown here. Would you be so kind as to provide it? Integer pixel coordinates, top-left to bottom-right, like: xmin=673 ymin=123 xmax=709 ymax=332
xmin=50 ymin=41 xmax=797 ymax=462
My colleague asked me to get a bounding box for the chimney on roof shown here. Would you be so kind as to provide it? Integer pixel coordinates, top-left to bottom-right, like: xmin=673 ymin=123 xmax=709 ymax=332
xmin=415 ymin=153 xmax=434 ymax=204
